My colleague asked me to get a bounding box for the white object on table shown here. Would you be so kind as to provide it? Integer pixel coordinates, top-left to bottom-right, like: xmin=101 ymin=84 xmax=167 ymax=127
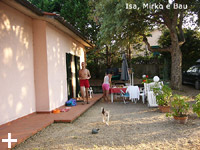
xmin=153 ymin=76 xmax=160 ymax=82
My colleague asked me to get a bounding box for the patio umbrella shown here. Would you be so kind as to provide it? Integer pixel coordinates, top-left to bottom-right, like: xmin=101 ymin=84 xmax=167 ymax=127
xmin=121 ymin=54 xmax=129 ymax=81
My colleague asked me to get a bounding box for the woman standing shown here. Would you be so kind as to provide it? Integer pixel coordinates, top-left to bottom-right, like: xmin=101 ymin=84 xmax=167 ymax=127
xmin=102 ymin=72 xmax=112 ymax=102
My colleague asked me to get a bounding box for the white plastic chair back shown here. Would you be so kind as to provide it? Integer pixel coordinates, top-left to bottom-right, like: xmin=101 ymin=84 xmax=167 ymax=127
xmin=139 ymin=87 xmax=145 ymax=104
xmin=147 ymin=91 xmax=158 ymax=107
xmin=145 ymin=82 xmax=163 ymax=107
xmin=88 ymin=87 xmax=93 ymax=98
xmin=144 ymin=81 xmax=164 ymax=107
xmin=144 ymin=83 xmax=148 ymax=96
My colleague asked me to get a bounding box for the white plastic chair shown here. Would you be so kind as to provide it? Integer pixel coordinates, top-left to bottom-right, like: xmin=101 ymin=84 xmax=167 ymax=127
xmin=88 ymin=87 xmax=93 ymax=98
xmin=120 ymin=90 xmax=129 ymax=104
xmin=147 ymin=91 xmax=158 ymax=107
xmin=144 ymin=83 xmax=148 ymax=97
xmin=145 ymin=82 xmax=163 ymax=107
xmin=139 ymin=87 xmax=145 ymax=104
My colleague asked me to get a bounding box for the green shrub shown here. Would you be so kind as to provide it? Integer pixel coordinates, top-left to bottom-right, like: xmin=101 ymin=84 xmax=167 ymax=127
xmin=167 ymin=94 xmax=189 ymax=117
xmin=153 ymin=84 xmax=172 ymax=106
xmin=192 ymin=93 xmax=200 ymax=117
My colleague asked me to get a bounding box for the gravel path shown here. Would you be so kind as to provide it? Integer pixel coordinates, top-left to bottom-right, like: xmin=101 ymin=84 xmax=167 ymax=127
xmin=14 ymin=86 xmax=200 ymax=150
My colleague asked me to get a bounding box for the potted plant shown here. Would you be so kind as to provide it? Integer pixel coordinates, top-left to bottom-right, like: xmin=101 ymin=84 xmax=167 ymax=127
xmin=153 ymin=85 xmax=172 ymax=113
xmin=192 ymin=93 xmax=200 ymax=117
xmin=166 ymin=94 xmax=190 ymax=124
xmin=142 ymin=75 xmax=153 ymax=83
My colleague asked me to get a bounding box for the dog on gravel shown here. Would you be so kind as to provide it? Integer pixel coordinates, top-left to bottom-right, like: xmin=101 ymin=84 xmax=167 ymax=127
xmin=101 ymin=107 xmax=110 ymax=126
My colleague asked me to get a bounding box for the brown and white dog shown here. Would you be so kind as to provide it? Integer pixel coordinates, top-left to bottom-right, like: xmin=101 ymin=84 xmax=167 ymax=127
xmin=101 ymin=107 xmax=110 ymax=126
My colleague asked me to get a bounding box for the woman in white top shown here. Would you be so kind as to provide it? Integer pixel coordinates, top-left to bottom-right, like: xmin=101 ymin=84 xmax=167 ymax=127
xmin=102 ymin=72 xmax=112 ymax=102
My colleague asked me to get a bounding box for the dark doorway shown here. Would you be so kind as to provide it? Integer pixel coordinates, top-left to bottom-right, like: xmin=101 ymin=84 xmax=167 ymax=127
xmin=66 ymin=53 xmax=73 ymax=99
xmin=75 ymin=56 xmax=80 ymax=97
xmin=66 ymin=54 xmax=80 ymax=99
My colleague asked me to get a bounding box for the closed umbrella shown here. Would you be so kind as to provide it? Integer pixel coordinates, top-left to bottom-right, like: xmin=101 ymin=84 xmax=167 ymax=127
xmin=121 ymin=54 xmax=129 ymax=81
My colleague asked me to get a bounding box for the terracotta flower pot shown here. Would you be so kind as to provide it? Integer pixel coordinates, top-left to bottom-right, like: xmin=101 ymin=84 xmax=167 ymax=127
xmin=158 ymin=105 xmax=170 ymax=113
xmin=173 ymin=116 xmax=188 ymax=124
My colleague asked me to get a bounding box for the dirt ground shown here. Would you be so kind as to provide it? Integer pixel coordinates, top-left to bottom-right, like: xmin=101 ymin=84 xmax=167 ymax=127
xmin=13 ymin=85 xmax=200 ymax=150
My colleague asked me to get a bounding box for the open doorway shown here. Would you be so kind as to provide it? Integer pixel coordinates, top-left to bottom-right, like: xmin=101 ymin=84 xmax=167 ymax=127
xmin=75 ymin=55 xmax=80 ymax=97
xmin=66 ymin=53 xmax=80 ymax=99
xmin=66 ymin=53 xmax=73 ymax=99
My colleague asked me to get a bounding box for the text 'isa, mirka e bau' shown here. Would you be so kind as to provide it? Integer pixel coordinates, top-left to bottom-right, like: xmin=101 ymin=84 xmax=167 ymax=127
xmin=126 ymin=3 xmax=188 ymax=10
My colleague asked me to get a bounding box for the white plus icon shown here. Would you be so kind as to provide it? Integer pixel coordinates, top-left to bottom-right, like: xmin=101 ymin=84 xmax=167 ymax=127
xmin=2 ymin=133 xmax=17 ymax=148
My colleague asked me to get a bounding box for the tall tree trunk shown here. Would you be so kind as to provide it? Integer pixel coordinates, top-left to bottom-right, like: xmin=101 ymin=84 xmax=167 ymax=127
xmin=143 ymin=24 xmax=183 ymax=90
xmin=170 ymin=28 xmax=182 ymax=90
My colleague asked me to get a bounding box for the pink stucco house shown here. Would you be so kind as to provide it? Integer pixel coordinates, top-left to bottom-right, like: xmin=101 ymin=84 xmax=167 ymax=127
xmin=0 ymin=0 xmax=93 ymax=125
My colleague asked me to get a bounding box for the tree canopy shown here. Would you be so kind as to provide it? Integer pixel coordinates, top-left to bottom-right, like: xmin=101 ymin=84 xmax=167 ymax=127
xmin=28 ymin=0 xmax=200 ymax=89
xmin=91 ymin=0 xmax=200 ymax=89
xmin=28 ymin=0 xmax=99 ymax=44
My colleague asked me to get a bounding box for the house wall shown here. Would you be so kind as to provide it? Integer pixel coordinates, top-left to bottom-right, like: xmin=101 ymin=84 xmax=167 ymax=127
xmin=33 ymin=20 xmax=50 ymax=112
xmin=0 ymin=2 xmax=35 ymax=125
xmin=46 ymin=23 xmax=85 ymax=110
xmin=147 ymin=30 xmax=162 ymax=46
xmin=132 ymin=29 xmax=162 ymax=57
